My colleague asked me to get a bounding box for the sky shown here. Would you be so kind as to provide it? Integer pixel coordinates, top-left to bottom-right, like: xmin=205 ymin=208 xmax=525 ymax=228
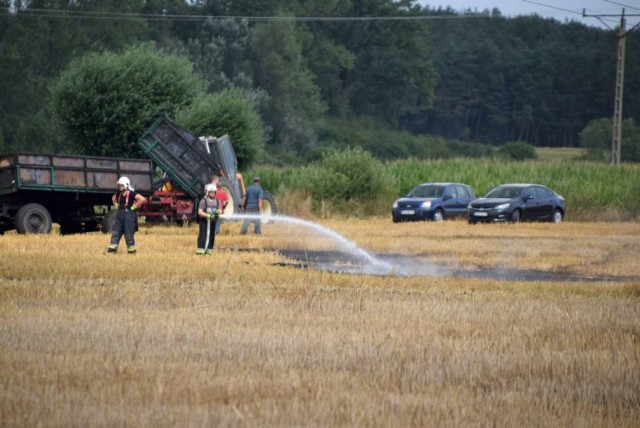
xmin=420 ymin=0 xmax=640 ymax=29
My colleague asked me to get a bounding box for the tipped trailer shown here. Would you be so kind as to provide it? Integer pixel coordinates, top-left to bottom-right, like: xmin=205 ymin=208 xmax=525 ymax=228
xmin=136 ymin=117 xmax=276 ymax=224
xmin=0 ymin=153 xmax=153 ymax=234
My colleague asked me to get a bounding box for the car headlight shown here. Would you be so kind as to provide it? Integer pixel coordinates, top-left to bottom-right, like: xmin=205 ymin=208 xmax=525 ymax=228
xmin=392 ymin=201 xmax=398 ymax=208
xmin=494 ymin=203 xmax=510 ymax=211
xmin=421 ymin=201 xmax=432 ymax=209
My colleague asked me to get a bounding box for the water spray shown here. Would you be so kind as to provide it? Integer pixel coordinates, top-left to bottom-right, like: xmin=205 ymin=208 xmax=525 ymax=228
xmin=225 ymin=213 xmax=394 ymax=274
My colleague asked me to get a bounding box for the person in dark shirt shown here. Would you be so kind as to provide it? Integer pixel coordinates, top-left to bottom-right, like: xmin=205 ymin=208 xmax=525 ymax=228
xmin=107 ymin=177 xmax=146 ymax=254
xmin=240 ymin=176 xmax=263 ymax=235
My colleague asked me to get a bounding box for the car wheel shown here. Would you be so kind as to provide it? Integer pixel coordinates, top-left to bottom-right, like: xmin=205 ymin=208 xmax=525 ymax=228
xmin=510 ymin=209 xmax=521 ymax=223
xmin=551 ymin=209 xmax=563 ymax=223
xmin=433 ymin=209 xmax=444 ymax=222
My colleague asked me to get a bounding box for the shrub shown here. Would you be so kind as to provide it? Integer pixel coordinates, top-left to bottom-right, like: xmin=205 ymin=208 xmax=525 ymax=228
xmin=51 ymin=43 xmax=201 ymax=158
xmin=497 ymin=141 xmax=538 ymax=161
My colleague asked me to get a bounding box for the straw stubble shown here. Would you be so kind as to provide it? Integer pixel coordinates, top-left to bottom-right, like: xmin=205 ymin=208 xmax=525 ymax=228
xmin=1 ymin=219 xmax=638 ymax=426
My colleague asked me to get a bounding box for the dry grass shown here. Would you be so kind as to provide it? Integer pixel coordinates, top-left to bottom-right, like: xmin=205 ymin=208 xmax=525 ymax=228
xmin=1 ymin=219 xmax=639 ymax=427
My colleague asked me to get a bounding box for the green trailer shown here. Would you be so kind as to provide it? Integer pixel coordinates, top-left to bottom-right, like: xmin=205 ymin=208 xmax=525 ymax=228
xmin=0 ymin=153 xmax=154 ymax=234
xmin=137 ymin=116 xmax=276 ymax=222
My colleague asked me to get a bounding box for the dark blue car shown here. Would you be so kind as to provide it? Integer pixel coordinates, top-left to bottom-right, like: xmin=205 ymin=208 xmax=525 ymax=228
xmin=392 ymin=182 xmax=476 ymax=222
xmin=468 ymin=183 xmax=566 ymax=224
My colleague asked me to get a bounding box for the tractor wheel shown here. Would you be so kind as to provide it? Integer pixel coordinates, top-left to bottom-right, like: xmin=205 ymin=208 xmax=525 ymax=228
xmin=15 ymin=203 xmax=52 ymax=234
xmin=101 ymin=209 xmax=118 ymax=234
xmin=261 ymin=191 xmax=277 ymax=223
xmin=217 ymin=181 xmax=236 ymax=218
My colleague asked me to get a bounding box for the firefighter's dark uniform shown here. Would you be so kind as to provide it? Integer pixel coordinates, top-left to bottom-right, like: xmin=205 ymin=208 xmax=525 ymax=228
xmin=108 ymin=189 xmax=139 ymax=254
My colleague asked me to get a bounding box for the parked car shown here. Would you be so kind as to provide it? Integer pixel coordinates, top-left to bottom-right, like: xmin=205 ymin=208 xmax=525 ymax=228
xmin=392 ymin=182 xmax=476 ymax=222
xmin=467 ymin=183 xmax=566 ymax=224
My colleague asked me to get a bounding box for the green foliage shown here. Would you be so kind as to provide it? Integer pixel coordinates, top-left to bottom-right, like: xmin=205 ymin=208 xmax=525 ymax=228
xmin=3 ymin=1 xmax=640 ymax=162
xmin=579 ymin=118 xmax=611 ymax=161
xmin=496 ymin=141 xmax=537 ymax=161
xmin=316 ymin=117 xmax=493 ymax=161
xmin=307 ymin=0 xmax=437 ymax=125
xmin=266 ymin=146 xmax=396 ymax=216
xmin=174 ymin=88 xmax=263 ymax=170
xmin=580 ymin=118 xmax=640 ymax=163
xmin=187 ymin=17 xmax=254 ymax=92
xmin=254 ymin=157 xmax=640 ymax=220
xmin=50 ymin=43 xmax=202 ymax=157
xmin=252 ymin=20 xmax=326 ymax=153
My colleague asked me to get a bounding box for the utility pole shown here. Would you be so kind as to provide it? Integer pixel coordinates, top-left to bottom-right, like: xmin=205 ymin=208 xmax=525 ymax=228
xmin=583 ymin=7 xmax=640 ymax=164
xmin=612 ymin=10 xmax=625 ymax=165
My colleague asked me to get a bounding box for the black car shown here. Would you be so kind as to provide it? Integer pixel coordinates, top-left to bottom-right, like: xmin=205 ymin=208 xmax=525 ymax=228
xmin=392 ymin=182 xmax=476 ymax=222
xmin=467 ymin=184 xmax=566 ymax=224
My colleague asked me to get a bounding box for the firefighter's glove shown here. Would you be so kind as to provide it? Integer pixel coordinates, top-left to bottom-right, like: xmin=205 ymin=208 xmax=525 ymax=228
xmin=213 ymin=209 xmax=221 ymax=220
xmin=112 ymin=205 xmax=118 ymax=211
xmin=131 ymin=205 xmax=137 ymax=212
xmin=208 ymin=214 xmax=214 ymax=220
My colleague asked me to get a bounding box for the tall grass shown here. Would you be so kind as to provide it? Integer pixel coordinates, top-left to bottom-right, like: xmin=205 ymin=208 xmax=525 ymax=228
xmin=251 ymin=159 xmax=640 ymax=220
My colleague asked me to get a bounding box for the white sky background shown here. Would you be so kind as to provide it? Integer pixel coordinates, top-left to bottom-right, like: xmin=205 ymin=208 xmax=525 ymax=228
xmin=419 ymin=0 xmax=640 ymax=29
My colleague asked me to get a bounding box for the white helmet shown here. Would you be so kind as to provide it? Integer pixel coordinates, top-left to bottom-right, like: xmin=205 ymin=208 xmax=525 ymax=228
xmin=205 ymin=184 xmax=217 ymax=194
xmin=117 ymin=177 xmax=131 ymax=190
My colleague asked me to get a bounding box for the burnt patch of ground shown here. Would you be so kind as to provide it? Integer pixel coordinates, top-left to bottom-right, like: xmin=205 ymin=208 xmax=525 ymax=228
xmin=237 ymin=248 xmax=638 ymax=283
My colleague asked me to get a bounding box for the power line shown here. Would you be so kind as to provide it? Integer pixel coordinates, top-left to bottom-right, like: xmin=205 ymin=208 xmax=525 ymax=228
xmin=521 ymin=0 xmax=619 ymax=24
xmin=0 ymin=7 xmax=500 ymax=22
xmin=521 ymin=0 xmax=583 ymax=16
xmin=604 ymin=0 xmax=640 ymax=12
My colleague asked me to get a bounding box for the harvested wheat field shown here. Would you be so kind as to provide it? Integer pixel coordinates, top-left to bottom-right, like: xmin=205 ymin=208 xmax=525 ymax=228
xmin=1 ymin=218 xmax=639 ymax=427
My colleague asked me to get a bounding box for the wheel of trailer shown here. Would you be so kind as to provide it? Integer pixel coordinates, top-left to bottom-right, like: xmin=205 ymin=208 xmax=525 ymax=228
xmin=261 ymin=191 xmax=277 ymax=224
xmin=101 ymin=210 xmax=118 ymax=234
xmin=15 ymin=203 xmax=52 ymax=234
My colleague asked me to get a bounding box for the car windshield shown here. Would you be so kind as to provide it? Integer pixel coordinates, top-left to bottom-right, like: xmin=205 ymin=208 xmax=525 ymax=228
xmin=408 ymin=185 xmax=444 ymax=198
xmin=485 ymin=186 xmax=524 ymax=199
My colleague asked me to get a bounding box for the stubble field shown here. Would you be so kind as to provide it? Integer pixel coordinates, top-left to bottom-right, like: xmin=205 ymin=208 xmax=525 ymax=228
xmin=1 ymin=218 xmax=639 ymax=427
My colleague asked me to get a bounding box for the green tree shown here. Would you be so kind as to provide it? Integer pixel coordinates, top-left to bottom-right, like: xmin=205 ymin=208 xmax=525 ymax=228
xmin=579 ymin=117 xmax=611 ymax=161
xmin=50 ymin=43 xmax=202 ymax=157
xmin=0 ymin=0 xmax=152 ymax=152
xmin=175 ymin=88 xmax=263 ymax=170
xmin=252 ymin=20 xmax=326 ymax=153
xmin=580 ymin=118 xmax=640 ymax=163
xmin=187 ymin=17 xmax=254 ymax=92
xmin=309 ymin=0 xmax=437 ymax=125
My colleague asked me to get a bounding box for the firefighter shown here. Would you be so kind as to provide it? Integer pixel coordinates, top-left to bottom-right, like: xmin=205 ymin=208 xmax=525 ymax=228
xmin=196 ymin=184 xmax=222 ymax=255
xmin=107 ymin=177 xmax=146 ymax=254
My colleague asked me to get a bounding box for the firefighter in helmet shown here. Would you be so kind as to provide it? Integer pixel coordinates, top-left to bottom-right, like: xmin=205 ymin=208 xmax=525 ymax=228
xmin=107 ymin=177 xmax=146 ymax=254
xmin=196 ymin=183 xmax=222 ymax=254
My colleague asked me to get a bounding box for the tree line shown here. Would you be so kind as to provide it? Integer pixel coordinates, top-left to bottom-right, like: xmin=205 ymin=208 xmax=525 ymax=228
xmin=1 ymin=0 xmax=639 ymax=164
